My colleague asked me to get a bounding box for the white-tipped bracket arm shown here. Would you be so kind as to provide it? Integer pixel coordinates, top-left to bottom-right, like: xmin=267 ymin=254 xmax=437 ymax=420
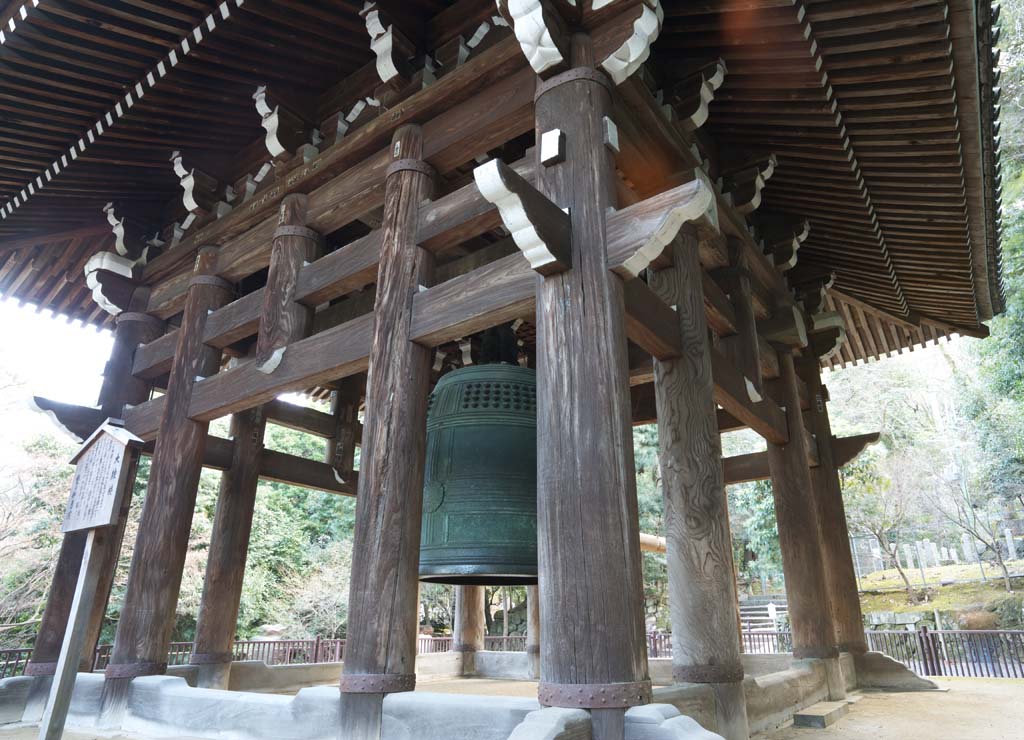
xmin=170 ymin=150 xmax=219 ymax=214
xmin=496 ymin=0 xmax=568 ymax=76
xmin=665 ymin=58 xmax=727 ymax=132
xmin=253 ymin=86 xmax=308 ymax=159
xmin=605 ymin=176 xmax=716 ymax=279
xmin=596 ymin=1 xmax=664 ymax=85
xmin=720 ymin=154 xmax=777 ymax=215
xmin=83 ymin=250 xmax=142 ymax=316
xmin=473 ymin=158 xmax=571 ymax=276
xmin=361 ymin=1 xmax=414 ymax=84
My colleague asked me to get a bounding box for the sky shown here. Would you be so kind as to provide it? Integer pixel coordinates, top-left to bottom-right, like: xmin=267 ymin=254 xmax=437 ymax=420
xmin=0 ymin=297 xmax=112 ymax=456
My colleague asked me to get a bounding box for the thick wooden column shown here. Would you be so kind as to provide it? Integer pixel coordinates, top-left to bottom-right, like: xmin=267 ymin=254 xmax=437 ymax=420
xmin=25 ymin=294 xmax=163 ymax=680
xmin=339 ymin=125 xmax=434 ymax=739
xmin=452 ymin=585 xmax=486 ymax=675
xmin=533 ymin=36 xmax=650 ymax=740
xmin=525 ymin=585 xmax=540 ymax=680
xmin=798 ymin=360 xmax=867 ymax=655
xmin=649 ymin=233 xmax=750 ymax=740
xmin=100 ymin=247 xmax=231 ymax=714
xmin=254 ymin=193 xmax=319 ymax=371
xmin=189 ymin=407 xmax=267 ymax=688
xmin=766 ymin=350 xmax=842 ymax=691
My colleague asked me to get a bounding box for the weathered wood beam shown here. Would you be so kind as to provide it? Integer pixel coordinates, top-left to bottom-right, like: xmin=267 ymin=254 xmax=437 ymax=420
xmin=141 ymin=36 xmax=534 ymax=314
xmin=473 ymin=158 xmax=571 ymax=275
xmin=263 ymin=398 xmax=335 ymax=438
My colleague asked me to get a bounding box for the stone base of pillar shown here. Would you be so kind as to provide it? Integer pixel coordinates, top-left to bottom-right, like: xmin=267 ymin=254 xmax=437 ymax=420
xmin=192 ymin=661 xmax=232 ymax=690
xmin=821 ymin=657 xmax=847 ymax=701
xmin=853 ymin=651 xmax=938 ymax=691
xmin=20 ymin=674 xmax=53 ymax=723
xmin=453 ymin=649 xmax=477 ymax=678
xmin=97 ymin=676 xmax=132 ymax=729
xmin=708 ymin=681 xmax=749 ymax=740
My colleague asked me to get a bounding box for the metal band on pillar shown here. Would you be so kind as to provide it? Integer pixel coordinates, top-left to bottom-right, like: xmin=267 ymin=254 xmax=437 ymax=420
xmin=535 ymin=67 xmax=614 ymax=100
xmin=385 ymin=158 xmax=435 ymax=179
xmin=673 ymin=663 xmax=745 ymax=684
xmin=339 ymin=673 xmax=416 ymax=693
xmin=24 ymin=662 xmax=58 ymax=677
xmin=538 ymin=681 xmax=652 ymax=709
xmin=105 ymin=661 xmax=167 ymax=679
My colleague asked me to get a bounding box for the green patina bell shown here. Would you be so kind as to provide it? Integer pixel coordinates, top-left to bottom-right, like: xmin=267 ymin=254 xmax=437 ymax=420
xmin=419 ymin=363 xmax=537 ymax=585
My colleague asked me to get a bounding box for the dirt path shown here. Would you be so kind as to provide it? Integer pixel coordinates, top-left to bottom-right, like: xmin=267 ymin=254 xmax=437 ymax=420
xmin=767 ymin=678 xmax=1024 ymax=740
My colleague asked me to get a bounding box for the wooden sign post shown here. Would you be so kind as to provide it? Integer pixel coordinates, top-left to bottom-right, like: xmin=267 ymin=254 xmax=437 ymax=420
xmin=37 ymin=419 xmax=142 ymax=740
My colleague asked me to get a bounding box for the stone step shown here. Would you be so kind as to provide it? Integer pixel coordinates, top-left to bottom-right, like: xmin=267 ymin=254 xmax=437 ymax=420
xmin=793 ymin=701 xmax=849 ymax=729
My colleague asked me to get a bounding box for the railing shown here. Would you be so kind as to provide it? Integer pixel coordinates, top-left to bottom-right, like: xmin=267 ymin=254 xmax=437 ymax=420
xmin=9 ymin=628 xmax=1021 ymax=680
xmin=0 ymin=647 xmax=33 ymax=679
xmin=866 ymin=628 xmax=1024 ymax=678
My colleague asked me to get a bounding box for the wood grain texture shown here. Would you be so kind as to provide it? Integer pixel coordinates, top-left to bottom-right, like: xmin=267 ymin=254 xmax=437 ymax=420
xmin=255 ymin=195 xmax=319 ymax=372
xmin=526 ymin=585 xmax=541 ymax=680
xmin=190 ymin=407 xmax=268 ymax=688
xmin=339 ymin=126 xmax=434 ymax=739
xmin=649 ymin=234 xmax=749 ymax=740
xmin=799 ymin=361 xmax=867 ymax=654
xmin=103 ymin=247 xmax=232 ymax=683
xmin=28 ymin=289 xmax=163 ymax=676
xmin=533 ymin=37 xmax=648 ymax=732
xmin=453 ymin=585 xmax=486 ymax=675
xmin=765 ymin=349 xmax=838 ymax=660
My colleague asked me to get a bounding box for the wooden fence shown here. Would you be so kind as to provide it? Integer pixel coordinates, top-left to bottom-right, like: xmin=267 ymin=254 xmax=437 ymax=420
xmin=6 ymin=628 xmax=1022 ymax=680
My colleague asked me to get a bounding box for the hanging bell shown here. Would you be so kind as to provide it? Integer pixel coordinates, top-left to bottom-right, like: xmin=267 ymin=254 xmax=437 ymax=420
xmin=418 ymin=364 xmax=537 ymax=585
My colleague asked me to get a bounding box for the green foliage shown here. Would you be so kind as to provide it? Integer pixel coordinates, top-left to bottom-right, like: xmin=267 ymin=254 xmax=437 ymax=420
xmin=728 ymin=480 xmax=782 ymax=581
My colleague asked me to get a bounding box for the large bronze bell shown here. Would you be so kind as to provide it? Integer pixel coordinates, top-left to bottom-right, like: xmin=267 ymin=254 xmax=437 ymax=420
xmin=418 ymin=363 xmax=537 ymax=585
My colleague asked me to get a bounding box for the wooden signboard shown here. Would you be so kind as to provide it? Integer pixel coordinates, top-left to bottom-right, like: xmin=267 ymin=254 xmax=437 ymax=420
xmin=38 ymin=419 xmax=141 ymax=740
xmin=62 ymin=422 xmax=140 ymax=533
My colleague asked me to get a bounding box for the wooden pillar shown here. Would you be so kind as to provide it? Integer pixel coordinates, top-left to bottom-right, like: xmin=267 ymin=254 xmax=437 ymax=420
xmin=25 ymin=293 xmax=163 ymax=681
xmin=338 ymin=125 xmax=435 ymax=739
xmin=649 ymin=233 xmax=750 ymax=740
xmin=533 ymin=35 xmax=650 ymax=739
xmin=766 ymin=349 xmax=843 ymax=695
xmin=525 ymin=585 xmax=540 ymax=680
xmin=452 ymin=585 xmax=486 ymax=676
xmin=189 ymin=407 xmax=267 ymax=688
xmin=254 ymin=193 xmax=319 ymax=372
xmin=798 ymin=360 xmax=867 ymax=655
xmin=327 ymin=376 xmax=362 ymax=483
xmin=100 ymin=247 xmax=231 ymax=716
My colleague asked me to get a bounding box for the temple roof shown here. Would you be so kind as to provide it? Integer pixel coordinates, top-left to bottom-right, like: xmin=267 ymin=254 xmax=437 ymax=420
xmin=0 ymin=0 xmax=1003 ymax=364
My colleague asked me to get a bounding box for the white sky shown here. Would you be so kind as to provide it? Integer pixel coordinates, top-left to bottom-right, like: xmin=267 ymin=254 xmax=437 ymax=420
xmin=0 ymin=297 xmax=112 ymax=455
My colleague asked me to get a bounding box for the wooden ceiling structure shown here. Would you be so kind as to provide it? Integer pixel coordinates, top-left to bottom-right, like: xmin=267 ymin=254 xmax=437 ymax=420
xmin=0 ymin=0 xmax=1004 ymax=368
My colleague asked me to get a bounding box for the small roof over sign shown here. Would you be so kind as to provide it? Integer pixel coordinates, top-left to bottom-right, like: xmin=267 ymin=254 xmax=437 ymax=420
xmin=69 ymin=418 xmax=142 ymax=465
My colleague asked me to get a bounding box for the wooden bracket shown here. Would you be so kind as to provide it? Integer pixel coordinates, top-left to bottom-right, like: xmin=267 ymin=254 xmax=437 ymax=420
xmin=361 ymin=1 xmax=416 ymax=85
xmin=759 ymin=304 xmax=809 ymax=348
xmin=473 ymin=158 xmax=571 ymax=275
xmin=84 ymin=250 xmax=141 ymax=316
xmin=664 ymin=58 xmax=727 ymax=132
xmin=496 ymin=0 xmax=569 ymax=76
xmin=253 ymin=86 xmax=310 ymax=159
xmin=606 ymin=177 xmax=715 ymax=279
xmin=591 ymin=0 xmax=664 ymax=85
xmin=102 ymin=202 xmax=149 ymax=263
xmin=758 ymin=217 xmax=809 ymax=271
xmin=808 ymin=325 xmax=846 ymax=360
xmin=720 ymin=154 xmax=777 ymax=215
xmin=170 ymin=151 xmax=222 ymax=216
xmin=792 ymin=271 xmax=836 ymax=315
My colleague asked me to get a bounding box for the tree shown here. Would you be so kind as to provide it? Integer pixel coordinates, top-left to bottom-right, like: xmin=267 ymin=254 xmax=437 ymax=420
xmin=841 ymin=448 xmax=920 ymax=600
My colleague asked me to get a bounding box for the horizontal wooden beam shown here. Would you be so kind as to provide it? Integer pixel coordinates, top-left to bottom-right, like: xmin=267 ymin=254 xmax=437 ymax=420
xmin=263 ymin=398 xmax=337 ymax=438
xmin=31 ymin=397 xmax=351 ymax=495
